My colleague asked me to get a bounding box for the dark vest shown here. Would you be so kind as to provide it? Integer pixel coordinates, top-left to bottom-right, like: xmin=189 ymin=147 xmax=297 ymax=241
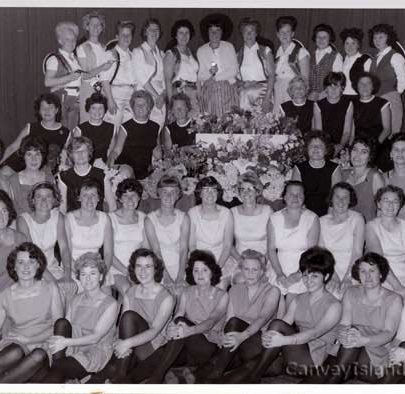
xmin=281 ymin=100 xmax=314 ymax=136
xmin=275 ymin=40 xmax=302 ymax=76
xmin=309 ymin=49 xmax=338 ymax=94
xmin=237 ymin=44 xmax=269 ymax=80
xmin=369 ymin=49 xmax=397 ymax=95
xmin=43 ymin=51 xmax=76 ymax=94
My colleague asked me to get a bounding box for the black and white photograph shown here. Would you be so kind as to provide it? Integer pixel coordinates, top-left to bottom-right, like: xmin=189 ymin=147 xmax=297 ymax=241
xmin=0 ymin=1 xmax=404 ymax=390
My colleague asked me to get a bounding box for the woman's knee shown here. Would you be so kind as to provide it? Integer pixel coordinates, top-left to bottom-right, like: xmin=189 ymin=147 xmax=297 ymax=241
xmin=29 ymin=349 xmax=49 ymax=365
xmin=2 ymin=344 xmax=25 ymax=362
xmin=266 ymin=318 xmax=293 ymax=334
xmin=119 ymin=311 xmax=148 ymax=338
xmin=174 ymin=316 xmax=193 ymax=326
xmin=224 ymin=317 xmax=248 ymax=333
xmin=54 ymin=318 xmax=72 ymax=336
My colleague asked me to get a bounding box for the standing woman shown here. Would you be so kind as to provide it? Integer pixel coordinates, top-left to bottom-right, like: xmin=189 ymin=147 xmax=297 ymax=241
xmin=0 ymin=242 xmax=63 ymax=383
xmin=145 ymin=175 xmax=190 ymax=295
xmin=365 ymin=24 xmax=405 ymax=136
xmin=197 ymin=13 xmax=239 ymax=117
xmin=273 ymin=15 xmax=310 ymax=110
xmin=88 ymin=248 xmax=175 ymax=383
xmin=188 ymin=176 xmax=234 ymax=288
xmin=292 ymin=130 xmax=342 ymax=217
xmin=308 ymin=24 xmax=343 ymax=101
xmin=340 ymin=28 xmax=370 ymax=98
xmin=319 ymin=182 xmax=365 ymax=298
xmin=133 ymin=18 xmax=166 ymax=130
xmin=1 ymin=93 xmax=69 ymax=175
xmin=110 ymin=179 xmax=148 ymax=297
xmin=366 ymin=185 xmax=405 ymax=295
xmin=44 ymin=252 xmax=118 ymax=383
xmin=237 ymin=17 xmax=275 ymax=112
xmin=267 ymin=181 xmax=320 ymax=295
xmin=164 ymin=19 xmax=199 ymax=118
xmin=344 ymin=137 xmax=385 ymax=222
xmin=9 ymin=136 xmax=54 ymax=215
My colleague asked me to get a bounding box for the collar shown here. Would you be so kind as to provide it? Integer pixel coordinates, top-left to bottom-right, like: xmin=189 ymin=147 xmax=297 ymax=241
xmin=316 ymin=46 xmax=333 ymax=56
xmin=292 ymin=99 xmax=307 ymax=107
xmin=142 ymin=41 xmax=158 ymax=53
xmin=244 ymin=42 xmax=259 ymax=51
xmin=59 ymin=48 xmax=75 ymax=59
xmin=378 ymin=46 xmax=392 ymax=58
xmin=277 ymin=41 xmax=295 ymax=56
xmin=115 ymin=45 xmax=130 ymax=56
xmin=360 ymin=95 xmax=375 ymax=103
xmin=176 ymin=118 xmax=191 ymax=127
xmin=134 ymin=117 xmax=148 ymax=125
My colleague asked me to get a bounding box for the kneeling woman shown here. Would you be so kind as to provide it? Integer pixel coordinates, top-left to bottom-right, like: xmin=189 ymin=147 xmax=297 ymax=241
xmin=88 ymin=248 xmax=175 ymax=383
xmin=309 ymin=253 xmax=402 ymax=383
xmin=0 ymin=242 xmax=63 ymax=383
xmin=196 ymin=249 xmax=280 ymax=383
xmin=44 ymin=252 xmax=118 ymax=383
xmin=222 ymin=246 xmax=341 ymax=383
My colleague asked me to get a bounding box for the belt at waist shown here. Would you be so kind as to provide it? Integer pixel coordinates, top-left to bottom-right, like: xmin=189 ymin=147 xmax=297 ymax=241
xmin=111 ymin=84 xmax=135 ymax=88
xmin=64 ymin=87 xmax=80 ymax=92
xmin=173 ymin=80 xmax=197 ymax=89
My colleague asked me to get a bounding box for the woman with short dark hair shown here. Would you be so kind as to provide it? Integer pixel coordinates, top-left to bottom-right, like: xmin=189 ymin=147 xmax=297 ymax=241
xmin=0 ymin=242 xmax=63 ymax=383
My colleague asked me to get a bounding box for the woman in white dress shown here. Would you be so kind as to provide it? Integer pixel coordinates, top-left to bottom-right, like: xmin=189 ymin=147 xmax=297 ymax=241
xmin=64 ymin=178 xmax=113 ymax=289
xmin=145 ymin=175 xmax=190 ymax=295
xmin=133 ymin=18 xmax=166 ymax=130
xmin=110 ymin=179 xmax=148 ymax=296
xmin=267 ymin=180 xmax=319 ymax=295
xmin=231 ymin=172 xmax=273 ymax=280
xmin=366 ymin=185 xmax=405 ymax=296
xmin=189 ymin=176 xmax=234 ymax=288
xmin=319 ymin=182 xmax=365 ymax=298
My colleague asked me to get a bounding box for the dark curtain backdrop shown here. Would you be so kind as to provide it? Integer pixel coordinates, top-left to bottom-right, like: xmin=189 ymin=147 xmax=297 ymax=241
xmin=0 ymin=7 xmax=405 ymax=145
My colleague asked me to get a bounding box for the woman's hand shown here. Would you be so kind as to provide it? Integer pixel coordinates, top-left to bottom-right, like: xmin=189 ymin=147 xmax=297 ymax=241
xmin=99 ymin=60 xmax=115 ymax=72
xmin=166 ymin=321 xmax=180 ymax=339
xmin=340 ymin=327 xmax=364 ymax=348
xmin=4 ymin=332 xmax=29 ymax=345
xmin=155 ymin=93 xmax=166 ymax=110
xmin=48 ymin=335 xmax=68 ymax=354
xmin=262 ymin=330 xmax=286 ymax=348
xmin=107 ymin=98 xmax=118 ymax=115
xmin=222 ymin=331 xmax=245 ymax=352
xmin=209 ymin=63 xmax=218 ymax=77
xmin=389 ymin=346 xmax=405 ymax=366
xmin=285 ymin=271 xmax=302 ymax=286
xmin=276 ymin=274 xmax=289 ymax=289
xmin=113 ymin=338 xmax=132 ymax=359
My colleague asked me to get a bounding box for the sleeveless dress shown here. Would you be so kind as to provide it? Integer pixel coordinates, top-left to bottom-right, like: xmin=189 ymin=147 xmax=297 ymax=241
xmin=20 ymin=208 xmax=64 ymax=280
xmin=109 ymin=211 xmax=146 ymax=277
xmin=66 ymin=293 xmax=117 ymax=372
xmin=188 ymin=205 xmax=235 ymax=278
xmin=126 ymin=285 xmax=173 ymax=350
xmin=229 ymin=282 xmax=276 ymax=324
xmin=347 ymin=286 xmax=400 ymax=367
xmin=384 ymin=170 xmax=405 ymax=219
xmin=269 ymin=208 xmax=317 ymax=294
xmin=183 ymin=286 xmax=225 ymax=345
xmin=294 ymin=291 xmax=339 ymax=366
xmin=367 ymin=218 xmax=405 ymax=285
xmin=320 ymin=210 xmax=364 ymax=280
xmin=0 ymin=280 xmax=54 ymax=355
xmin=147 ymin=209 xmax=185 ymax=282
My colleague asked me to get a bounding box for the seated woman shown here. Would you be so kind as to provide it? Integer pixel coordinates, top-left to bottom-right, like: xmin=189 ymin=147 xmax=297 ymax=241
xmin=71 ymin=93 xmax=115 ymax=166
xmin=145 ymin=175 xmax=189 ymax=295
xmin=44 ymin=252 xmax=118 ymax=383
xmin=0 ymin=93 xmax=69 ymax=175
xmin=64 ymin=178 xmax=113 ymax=287
xmin=267 ymin=181 xmax=319 ymax=295
xmin=58 ymin=136 xmax=114 ymax=213
xmin=0 ymin=242 xmax=63 ymax=383
xmin=313 ymin=72 xmax=353 ymax=156
xmin=308 ymin=252 xmax=402 ymax=383
xmin=88 ymin=248 xmax=175 ymax=383
xmin=110 ymin=179 xmax=148 ymax=296
xmin=221 ymin=246 xmax=341 ymax=383
xmin=366 ymin=185 xmax=405 ymax=296
xmin=384 ymin=133 xmax=405 ymax=219
xmin=292 ymin=130 xmax=342 ymax=217
xmin=188 ymin=176 xmax=234 ymax=288
xmin=319 ymin=182 xmax=365 ymax=298
xmin=0 ymin=191 xmax=26 ymax=291
xmin=127 ymin=249 xmax=228 ymax=384
xmin=279 ymin=76 xmax=315 ymax=137
xmin=195 ymin=249 xmax=280 ymax=383
xmin=231 ymin=172 xmax=273 ymax=278
xmin=344 ymin=137 xmax=385 ymax=221
xmin=352 ymin=72 xmax=391 ymax=171
xmin=9 ymin=136 xmax=54 ymax=215
xmin=161 ymin=93 xmax=196 ymax=149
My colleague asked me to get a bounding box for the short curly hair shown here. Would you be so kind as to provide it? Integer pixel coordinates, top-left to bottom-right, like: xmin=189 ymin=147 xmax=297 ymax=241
xmin=340 ymin=27 xmax=364 ymax=46
xmin=74 ymin=252 xmax=108 ymax=287
xmin=7 ymin=242 xmax=47 ymax=282
xmin=304 ymin=129 xmax=334 ymax=160
xmin=171 ymin=19 xmax=195 ymax=40
xmin=312 ymin=24 xmax=336 ymax=43
xmin=351 ymin=252 xmax=389 ymax=283
xmin=350 ymin=137 xmax=377 ymax=167
xmin=195 ymin=176 xmax=223 ymax=202
xmin=115 ymin=20 xmax=136 ymax=36
xmin=76 ymin=177 xmax=103 ymax=205
xmin=115 ymin=178 xmax=143 ymax=201
xmin=67 ymin=136 xmax=94 ymax=163
xmin=240 ymin=249 xmax=267 ymax=271
xmin=328 ymin=182 xmax=357 ymax=208
xmin=375 ymin=184 xmax=405 ymax=212
xmin=130 ymin=90 xmax=155 ymax=114
xmin=85 ymin=92 xmax=108 ymax=113
xmin=239 ymin=17 xmax=261 ymax=35
xmin=287 ymin=75 xmax=309 ymax=98
xmin=185 ymin=249 xmax=222 ymax=286
xmin=81 ymin=10 xmax=106 ymax=33
xmin=28 ymin=182 xmax=61 ymax=212
xmin=55 ymin=21 xmax=79 ymax=44
xmin=169 ymin=93 xmax=192 ymax=112
xmin=368 ymin=24 xmax=398 ymax=49
xmin=323 ymin=72 xmax=346 ymax=90
xmin=299 ymin=246 xmax=335 ymax=284
xmin=0 ymin=190 xmax=17 ymax=227
xmin=141 ymin=18 xmax=162 ymax=42
xmin=353 ymin=71 xmax=381 ymax=96
xmin=276 ymin=16 xmax=297 ymax=32
xmin=18 ymin=136 xmax=48 ymax=169
xmin=34 ymin=93 xmax=62 ymax=123
xmin=128 ymin=248 xmax=164 ymax=284
xmin=157 ymin=175 xmax=183 ymax=200
xmin=238 ymin=171 xmax=263 ymax=195
xmin=281 ymin=180 xmax=305 ymax=202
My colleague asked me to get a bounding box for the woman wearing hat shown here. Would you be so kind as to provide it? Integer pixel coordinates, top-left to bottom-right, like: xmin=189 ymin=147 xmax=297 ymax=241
xmin=197 ymin=13 xmax=239 ymax=117
xmin=308 ymin=24 xmax=343 ymax=101
xmin=237 ymin=17 xmax=275 ymax=113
